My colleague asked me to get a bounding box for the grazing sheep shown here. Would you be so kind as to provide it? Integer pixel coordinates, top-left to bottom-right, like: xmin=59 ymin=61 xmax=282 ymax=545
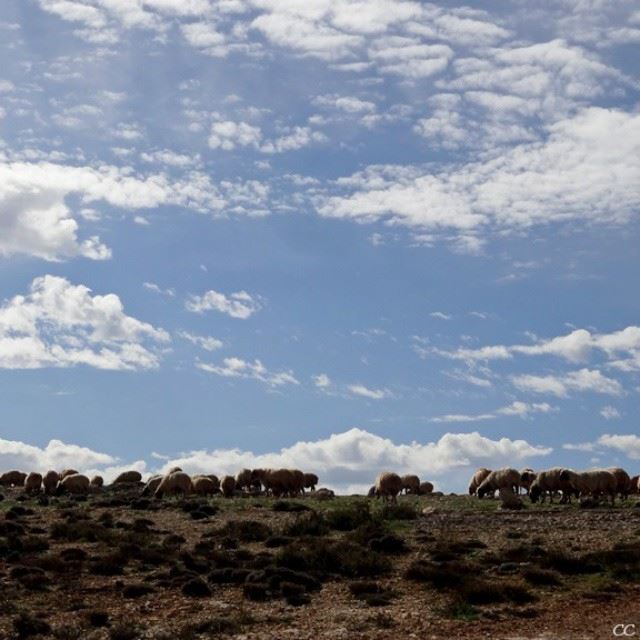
xmin=59 ymin=474 xmax=90 ymax=495
xmin=477 ymin=468 xmax=520 ymax=498
xmin=90 ymin=475 xmax=104 ymax=489
xmin=59 ymin=469 xmax=79 ymax=481
xmin=367 ymin=485 xmax=377 ymax=498
xmin=303 ymin=473 xmax=319 ymax=492
xmin=574 ymin=469 xmax=617 ymax=505
xmin=154 ymin=472 xmax=192 ymax=499
xmin=24 ymin=472 xmax=42 ymax=495
xmin=43 ymin=470 xmax=60 ymax=495
xmin=468 ymin=468 xmax=491 ymax=496
xmin=192 ymin=476 xmax=217 ymax=496
xmin=630 ymin=475 xmax=640 ymax=494
xmin=206 ymin=474 xmax=221 ymax=493
xmin=113 ymin=470 xmax=142 ymax=484
xmin=235 ymin=468 xmax=253 ymax=492
xmin=290 ymin=469 xmax=305 ymax=497
xmin=374 ymin=472 xmax=403 ymax=503
xmin=606 ymin=467 xmax=631 ymax=499
xmin=530 ymin=468 xmax=568 ymax=504
xmin=401 ymin=474 xmax=420 ymax=495
xmin=0 ymin=470 xmax=27 ymax=487
xmin=141 ymin=475 xmax=163 ymax=496
xmin=419 ymin=481 xmax=434 ymax=495
xmin=262 ymin=469 xmax=293 ymax=498
xmin=519 ymin=468 xmax=537 ymax=495
xmin=250 ymin=468 xmax=268 ymax=492
xmin=313 ymin=488 xmax=335 ymax=500
xmin=220 ymin=475 xmax=236 ymax=498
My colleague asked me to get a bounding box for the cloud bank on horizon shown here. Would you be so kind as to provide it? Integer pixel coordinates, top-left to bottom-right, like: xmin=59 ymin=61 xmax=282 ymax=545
xmin=0 ymin=0 xmax=638 ymax=490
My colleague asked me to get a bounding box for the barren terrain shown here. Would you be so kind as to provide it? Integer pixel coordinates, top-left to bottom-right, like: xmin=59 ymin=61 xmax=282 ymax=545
xmin=2 ymin=488 xmax=640 ymax=639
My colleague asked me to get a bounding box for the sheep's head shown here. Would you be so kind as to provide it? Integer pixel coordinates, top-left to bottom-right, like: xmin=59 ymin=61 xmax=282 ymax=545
xmin=529 ymin=484 xmax=542 ymax=503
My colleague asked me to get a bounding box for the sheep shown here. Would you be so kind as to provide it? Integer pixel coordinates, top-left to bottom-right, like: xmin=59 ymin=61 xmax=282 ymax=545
xmin=313 ymin=488 xmax=335 ymax=500
xmin=519 ymin=468 xmax=537 ymax=495
xmin=262 ymin=469 xmax=293 ymax=498
xmin=401 ymin=474 xmax=420 ymax=495
xmin=220 ymin=475 xmax=236 ymax=498
xmin=58 ymin=474 xmax=90 ymax=495
xmin=374 ymin=472 xmax=403 ymax=503
xmin=468 ymin=468 xmax=491 ymax=496
xmin=90 ymin=475 xmax=104 ymax=489
xmin=168 ymin=467 xmax=182 ymax=473
xmin=59 ymin=469 xmax=79 ymax=481
xmin=250 ymin=468 xmax=268 ymax=492
xmin=477 ymin=468 xmax=520 ymax=498
xmin=630 ymin=475 xmax=640 ymax=494
xmin=235 ymin=468 xmax=253 ymax=492
xmin=141 ymin=475 xmax=163 ymax=496
xmin=206 ymin=474 xmax=221 ymax=493
xmin=0 ymin=470 xmax=27 ymax=487
xmin=154 ymin=472 xmax=192 ymax=499
xmin=606 ymin=467 xmax=631 ymax=499
xmin=113 ymin=470 xmax=142 ymax=484
xmin=367 ymin=485 xmax=377 ymax=498
xmin=419 ymin=481 xmax=434 ymax=495
xmin=290 ymin=469 xmax=305 ymax=497
xmin=304 ymin=473 xmax=319 ymax=492
xmin=24 ymin=472 xmax=42 ymax=495
xmin=43 ymin=470 xmax=60 ymax=495
xmin=192 ymin=476 xmax=217 ymax=496
xmin=530 ymin=468 xmax=567 ymax=504
xmin=574 ymin=469 xmax=617 ymax=506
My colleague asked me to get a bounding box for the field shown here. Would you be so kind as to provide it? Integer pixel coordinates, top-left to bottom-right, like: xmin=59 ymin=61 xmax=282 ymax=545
xmin=2 ymin=488 xmax=640 ymax=639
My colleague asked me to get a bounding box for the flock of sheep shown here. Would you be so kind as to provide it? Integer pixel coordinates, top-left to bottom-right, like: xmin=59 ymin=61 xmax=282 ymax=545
xmin=2 ymin=465 xmax=639 ymax=506
xmin=0 ymin=467 xmax=328 ymax=499
xmin=466 ymin=466 xmax=640 ymax=505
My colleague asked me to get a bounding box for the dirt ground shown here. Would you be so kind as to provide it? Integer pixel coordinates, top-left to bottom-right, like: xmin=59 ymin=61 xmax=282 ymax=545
xmin=1 ymin=488 xmax=639 ymax=640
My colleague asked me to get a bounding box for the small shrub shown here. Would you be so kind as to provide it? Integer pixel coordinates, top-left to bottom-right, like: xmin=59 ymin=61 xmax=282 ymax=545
xmin=219 ymin=520 xmax=272 ymax=542
xmin=325 ymin=501 xmax=372 ymax=531
xmin=13 ymin=612 xmax=51 ymax=638
xmin=522 ymin=568 xmax=562 ymax=586
xmin=283 ymin=512 xmax=328 ymax=537
xmin=379 ymin=503 xmax=418 ymax=521
xmin=182 ymin=577 xmax=212 ymax=597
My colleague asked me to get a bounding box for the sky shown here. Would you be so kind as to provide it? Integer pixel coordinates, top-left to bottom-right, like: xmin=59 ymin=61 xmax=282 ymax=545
xmin=0 ymin=0 xmax=639 ymax=493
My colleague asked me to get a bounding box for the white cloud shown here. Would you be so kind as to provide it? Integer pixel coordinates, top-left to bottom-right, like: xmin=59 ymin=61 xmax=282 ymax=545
xmin=313 ymin=373 xmax=332 ymax=388
xmin=314 ymin=94 xmax=376 ymax=114
xmin=430 ymin=400 xmax=554 ymax=423
xmin=178 ymin=331 xmax=223 ymax=352
xmin=208 ymin=120 xmax=262 ymax=150
xmin=143 ymin=282 xmax=175 ymax=297
xmin=260 ymin=127 xmax=327 ymax=154
xmin=155 ymin=427 xmax=552 ymax=493
xmin=197 ymin=356 xmax=299 ymax=387
xmin=597 ymin=434 xmax=640 ymax=460
xmin=430 ymin=311 xmax=451 ymax=320
xmin=186 ymin=289 xmax=261 ymax=319
xmin=600 ymin=405 xmax=620 ymax=420
xmin=318 ymin=108 xmax=640 ymax=242
xmin=347 ymin=384 xmax=390 ymax=400
xmin=0 ymin=275 xmax=169 ymax=370
xmin=512 ymin=368 xmax=623 ymax=398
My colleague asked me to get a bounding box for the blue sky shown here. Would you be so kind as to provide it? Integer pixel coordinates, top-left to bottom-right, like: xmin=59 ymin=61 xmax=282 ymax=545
xmin=0 ymin=0 xmax=639 ymax=491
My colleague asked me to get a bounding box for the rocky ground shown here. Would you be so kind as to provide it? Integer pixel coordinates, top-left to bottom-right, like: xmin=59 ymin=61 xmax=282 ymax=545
xmin=1 ymin=487 xmax=640 ymax=640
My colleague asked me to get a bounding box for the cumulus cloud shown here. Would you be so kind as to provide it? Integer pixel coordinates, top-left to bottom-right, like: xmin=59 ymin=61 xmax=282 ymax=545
xmin=512 ymin=369 xmax=623 ymax=398
xmin=347 ymin=384 xmax=391 ymax=400
xmin=155 ymin=427 xmax=552 ymax=493
xmin=563 ymin=433 xmax=640 ymax=461
xmin=197 ymin=357 xmax=299 ymax=387
xmin=0 ymin=160 xmax=266 ymax=261
xmin=0 ymin=275 xmax=169 ymax=370
xmin=185 ymin=289 xmax=261 ymax=318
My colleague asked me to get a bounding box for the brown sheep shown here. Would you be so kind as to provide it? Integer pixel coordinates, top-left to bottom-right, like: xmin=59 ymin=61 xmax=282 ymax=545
xmin=235 ymin=468 xmax=253 ymax=491
xmin=42 ymin=470 xmax=60 ymax=495
xmin=468 ymin=468 xmax=491 ymax=495
xmin=141 ymin=475 xmax=163 ymax=496
xmin=374 ymin=472 xmax=403 ymax=503
xmin=531 ymin=468 xmax=573 ymax=504
xmin=401 ymin=474 xmax=420 ymax=495
xmin=290 ymin=469 xmax=305 ymax=497
xmin=606 ymin=467 xmax=631 ymax=499
xmin=575 ymin=469 xmax=617 ymax=505
xmin=221 ymin=475 xmax=236 ymax=498
xmin=477 ymin=468 xmax=520 ymax=498
xmin=154 ymin=472 xmax=192 ymax=499
xmin=90 ymin=475 xmax=104 ymax=489
xmin=0 ymin=470 xmax=27 ymax=487
xmin=250 ymin=468 xmax=268 ymax=492
xmin=24 ymin=472 xmax=42 ymax=494
xmin=59 ymin=469 xmax=79 ymax=481
xmin=630 ymin=475 xmax=640 ymax=494
xmin=263 ymin=469 xmax=293 ymax=498
xmin=367 ymin=485 xmax=377 ymax=498
xmin=192 ymin=476 xmax=217 ymax=496
xmin=113 ymin=470 xmax=142 ymax=484
xmin=419 ymin=481 xmax=434 ymax=495
xmin=303 ymin=473 xmax=319 ymax=491
xmin=206 ymin=474 xmax=221 ymax=492
xmin=59 ymin=473 xmax=90 ymax=495
xmin=519 ymin=468 xmax=537 ymax=495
